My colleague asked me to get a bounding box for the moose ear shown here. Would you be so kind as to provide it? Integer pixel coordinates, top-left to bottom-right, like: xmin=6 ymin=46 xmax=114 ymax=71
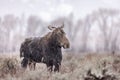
xmin=48 ymin=26 xmax=56 ymax=30
xmin=61 ymin=23 xmax=64 ymax=28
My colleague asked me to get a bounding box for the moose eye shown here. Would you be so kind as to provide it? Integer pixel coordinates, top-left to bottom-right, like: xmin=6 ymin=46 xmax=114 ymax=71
xmin=61 ymin=30 xmax=65 ymax=35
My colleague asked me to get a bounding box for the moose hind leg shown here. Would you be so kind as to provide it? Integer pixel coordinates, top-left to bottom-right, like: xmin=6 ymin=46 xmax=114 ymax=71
xmin=28 ymin=61 xmax=32 ymax=70
xmin=21 ymin=58 xmax=28 ymax=69
xmin=28 ymin=60 xmax=36 ymax=70
xmin=33 ymin=62 xmax=36 ymax=70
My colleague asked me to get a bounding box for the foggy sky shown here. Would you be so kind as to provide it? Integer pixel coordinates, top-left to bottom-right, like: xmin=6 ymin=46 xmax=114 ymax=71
xmin=0 ymin=0 xmax=120 ymax=21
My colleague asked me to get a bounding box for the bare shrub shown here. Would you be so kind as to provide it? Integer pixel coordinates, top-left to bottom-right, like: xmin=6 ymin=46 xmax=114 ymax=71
xmin=112 ymin=55 xmax=120 ymax=73
xmin=84 ymin=69 xmax=118 ymax=80
xmin=0 ymin=53 xmax=120 ymax=80
xmin=0 ymin=57 xmax=18 ymax=78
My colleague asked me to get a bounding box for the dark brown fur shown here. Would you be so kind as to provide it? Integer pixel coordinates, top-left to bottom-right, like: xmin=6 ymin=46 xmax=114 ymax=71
xmin=20 ymin=25 xmax=70 ymax=72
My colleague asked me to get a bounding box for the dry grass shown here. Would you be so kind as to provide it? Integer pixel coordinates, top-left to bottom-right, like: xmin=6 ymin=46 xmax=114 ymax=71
xmin=0 ymin=53 xmax=120 ymax=80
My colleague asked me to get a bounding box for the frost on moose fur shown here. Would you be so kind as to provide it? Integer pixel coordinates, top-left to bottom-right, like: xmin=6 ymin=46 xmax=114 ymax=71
xmin=20 ymin=25 xmax=70 ymax=72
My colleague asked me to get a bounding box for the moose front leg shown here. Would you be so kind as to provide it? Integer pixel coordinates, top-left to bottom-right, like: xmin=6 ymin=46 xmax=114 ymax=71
xmin=46 ymin=63 xmax=53 ymax=72
xmin=54 ymin=63 xmax=60 ymax=72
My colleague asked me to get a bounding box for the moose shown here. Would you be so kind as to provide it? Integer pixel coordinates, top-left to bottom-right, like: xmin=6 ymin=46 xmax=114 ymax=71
xmin=20 ymin=24 xmax=70 ymax=72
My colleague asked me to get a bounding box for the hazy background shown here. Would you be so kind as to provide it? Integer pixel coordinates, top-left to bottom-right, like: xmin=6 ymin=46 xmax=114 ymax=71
xmin=0 ymin=0 xmax=120 ymax=54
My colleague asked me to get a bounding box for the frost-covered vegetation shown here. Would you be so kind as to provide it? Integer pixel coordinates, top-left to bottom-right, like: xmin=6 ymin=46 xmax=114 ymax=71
xmin=0 ymin=53 xmax=120 ymax=80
